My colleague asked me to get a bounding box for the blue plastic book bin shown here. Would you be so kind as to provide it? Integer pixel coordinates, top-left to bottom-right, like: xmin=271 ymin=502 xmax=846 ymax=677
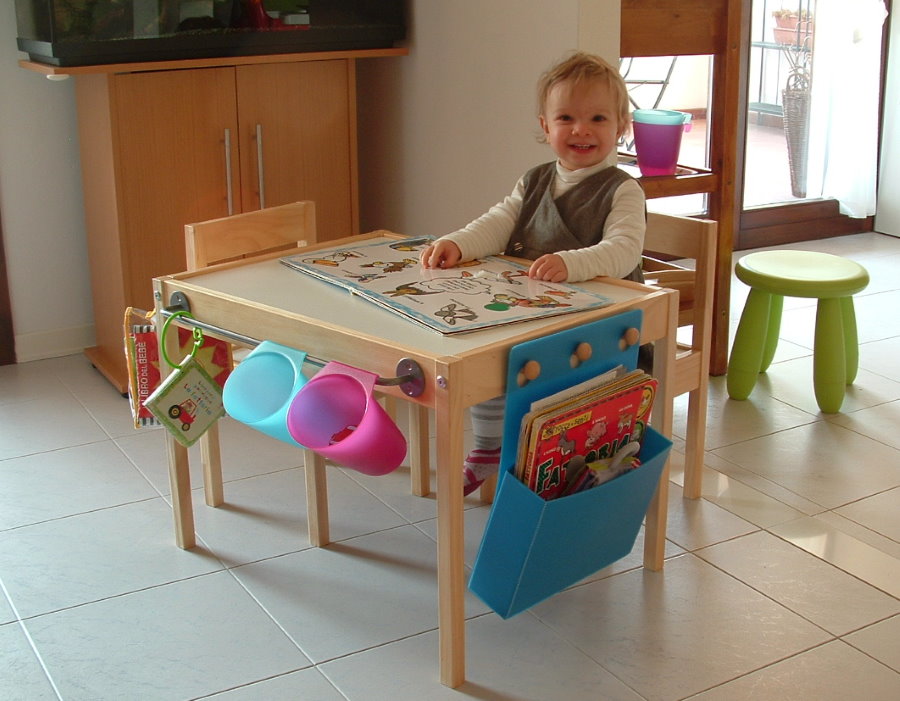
xmin=468 ymin=310 xmax=673 ymax=618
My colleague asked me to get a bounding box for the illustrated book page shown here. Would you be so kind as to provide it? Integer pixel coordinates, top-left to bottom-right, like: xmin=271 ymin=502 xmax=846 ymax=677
xmin=280 ymin=236 xmax=613 ymax=334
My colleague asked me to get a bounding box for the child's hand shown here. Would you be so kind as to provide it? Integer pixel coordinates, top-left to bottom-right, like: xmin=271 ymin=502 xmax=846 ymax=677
xmin=420 ymin=240 xmax=462 ymax=269
xmin=529 ymin=254 xmax=568 ymax=283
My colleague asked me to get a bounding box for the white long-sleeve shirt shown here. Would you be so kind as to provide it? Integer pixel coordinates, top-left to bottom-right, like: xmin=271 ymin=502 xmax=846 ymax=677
xmin=441 ymin=161 xmax=645 ymax=283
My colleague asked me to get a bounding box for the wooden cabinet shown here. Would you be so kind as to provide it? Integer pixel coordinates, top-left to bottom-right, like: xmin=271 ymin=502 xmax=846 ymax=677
xmin=23 ymin=50 xmax=404 ymax=392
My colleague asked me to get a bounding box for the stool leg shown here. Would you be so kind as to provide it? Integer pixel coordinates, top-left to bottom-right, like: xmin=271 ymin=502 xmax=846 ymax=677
xmin=841 ymin=296 xmax=860 ymax=384
xmin=727 ymin=288 xmax=772 ymax=400
xmin=814 ymin=298 xmax=847 ymax=413
xmin=759 ymin=294 xmax=783 ymax=372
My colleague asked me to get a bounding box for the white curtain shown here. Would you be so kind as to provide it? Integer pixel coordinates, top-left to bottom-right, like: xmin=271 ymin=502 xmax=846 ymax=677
xmin=807 ymin=0 xmax=888 ymax=218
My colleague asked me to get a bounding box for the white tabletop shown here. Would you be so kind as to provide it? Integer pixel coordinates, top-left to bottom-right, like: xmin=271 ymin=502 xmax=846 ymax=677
xmin=177 ymin=254 xmax=648 ymax=358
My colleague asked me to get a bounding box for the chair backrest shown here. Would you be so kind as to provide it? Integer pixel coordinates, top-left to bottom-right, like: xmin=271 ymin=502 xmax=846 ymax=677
xmin=641 ymin=212 xmax=716 ymax=363
xmin=185 ymin=201 xmax=316 ymax=271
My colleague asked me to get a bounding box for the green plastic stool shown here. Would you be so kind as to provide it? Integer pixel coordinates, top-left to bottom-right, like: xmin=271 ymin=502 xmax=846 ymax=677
xmin=727 ymin=250 xmax=869 ymax=413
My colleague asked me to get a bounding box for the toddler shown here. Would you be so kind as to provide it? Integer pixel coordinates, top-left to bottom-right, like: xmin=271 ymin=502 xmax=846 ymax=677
xmin=420 ymin=51 xmax=646 ymax=495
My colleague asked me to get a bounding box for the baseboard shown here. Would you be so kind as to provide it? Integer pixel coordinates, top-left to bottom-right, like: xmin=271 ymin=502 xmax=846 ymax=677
xmin=14 ymin=323 xmax=96 ymax=363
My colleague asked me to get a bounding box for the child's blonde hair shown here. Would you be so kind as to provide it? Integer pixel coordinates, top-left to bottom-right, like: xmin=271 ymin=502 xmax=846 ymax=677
xmin=537 ymin=51 xmax=630 ymax=127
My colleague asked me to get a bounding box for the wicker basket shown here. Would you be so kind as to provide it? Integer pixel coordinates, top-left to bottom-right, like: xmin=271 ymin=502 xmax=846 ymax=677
xmin=782 ymin=69 xmax=811 ymax=198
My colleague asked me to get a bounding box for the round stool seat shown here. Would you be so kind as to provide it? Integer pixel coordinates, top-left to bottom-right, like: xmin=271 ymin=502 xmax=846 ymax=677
xmin=736 ymin=250 xmax=869 ymax=299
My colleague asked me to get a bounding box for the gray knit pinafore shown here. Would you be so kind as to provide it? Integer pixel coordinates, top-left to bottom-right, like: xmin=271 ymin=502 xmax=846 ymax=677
xmin=504 ymin=162 xmax=644 ymax=282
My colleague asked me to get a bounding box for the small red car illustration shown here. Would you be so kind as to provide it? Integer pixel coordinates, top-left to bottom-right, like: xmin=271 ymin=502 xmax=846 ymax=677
xmin=168 ymin=399 xmax=197 ymax=431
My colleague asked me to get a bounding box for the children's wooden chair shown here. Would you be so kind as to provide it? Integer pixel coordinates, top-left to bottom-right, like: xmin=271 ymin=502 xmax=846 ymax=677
xmin=182 ymin=201 xmax=318 ymax=507
xmin=476 ymin=211 xmax=716 ymax=504
xmin=641 ymin=211 xmax=717 ymax=500
xmin=184 ymin=200 xmax=317 ymax=271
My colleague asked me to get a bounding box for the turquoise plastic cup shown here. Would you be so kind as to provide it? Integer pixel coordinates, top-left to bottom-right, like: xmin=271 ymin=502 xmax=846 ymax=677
xmin=286 ymin=361 xmax=407 ymax=476
xmin=631 ymin=109 xmax=692 ymax=176
xmin=222 ymin=341 xmax=308 ymax=446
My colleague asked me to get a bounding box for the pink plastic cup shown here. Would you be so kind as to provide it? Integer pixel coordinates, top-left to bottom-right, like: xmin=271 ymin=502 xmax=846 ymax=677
xmin=286 ymin=362 xmax=407 ymax=476
xmin=631 ymin=109 xmax=692 ymax=177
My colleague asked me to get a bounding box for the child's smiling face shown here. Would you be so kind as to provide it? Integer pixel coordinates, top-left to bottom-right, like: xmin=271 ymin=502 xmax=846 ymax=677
xmin=540 ymin=78 xmax=625 ymax=171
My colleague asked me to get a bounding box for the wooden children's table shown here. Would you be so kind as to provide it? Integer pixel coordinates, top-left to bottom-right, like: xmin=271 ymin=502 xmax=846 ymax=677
xmin=152 ymin=231 xmax=679 ymax=688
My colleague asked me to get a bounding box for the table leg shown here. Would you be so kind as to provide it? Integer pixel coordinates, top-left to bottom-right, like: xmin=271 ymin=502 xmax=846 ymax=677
xmin=434 ymin=374 xmax=466 ymax=687
xmin=304 ymin=448 xmax=330 ymax=546
xmin=409 ymin=404 xmax=431 ymax=496
xmin=645 ymin=292 xmax=676 ymax=565
xmin=165 ymin=434 xmax=195 ymax=549
xmin=200 ymin=422 xmax=224 ymax=507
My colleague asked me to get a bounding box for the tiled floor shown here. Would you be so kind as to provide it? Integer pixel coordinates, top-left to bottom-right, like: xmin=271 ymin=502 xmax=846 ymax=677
xmin=2 ymin=232 xmax=900 ymax=700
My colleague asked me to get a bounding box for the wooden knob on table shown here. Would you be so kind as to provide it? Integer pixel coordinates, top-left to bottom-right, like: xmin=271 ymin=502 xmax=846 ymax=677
xmin=570 ymin=342 xmax=593 ymax=368
xmin=620 ymin=327 xmax=641 ymax=350
xmin=517 ymin=359 xmax=541 ymax=386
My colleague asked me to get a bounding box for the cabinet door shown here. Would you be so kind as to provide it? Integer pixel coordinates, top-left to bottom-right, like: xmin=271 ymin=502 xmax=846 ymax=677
xmin=111 ymin=67 xmax=239 ymax=307
xmin=236 ymin=61 xmax=356 ymax=241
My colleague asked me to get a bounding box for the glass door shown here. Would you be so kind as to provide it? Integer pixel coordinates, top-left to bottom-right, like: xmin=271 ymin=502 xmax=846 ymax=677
xmin=745 ymin=0 xmax=814 ymax=208
xmin=739 ymin=0 xmax=887 ymax=248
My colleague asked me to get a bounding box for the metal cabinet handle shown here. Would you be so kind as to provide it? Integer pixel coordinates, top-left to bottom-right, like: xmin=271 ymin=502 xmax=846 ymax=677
xmin=224 ymin=128 xmax=234 ymax=216
xmin=255 ymin=123 xmax=266 ymax=209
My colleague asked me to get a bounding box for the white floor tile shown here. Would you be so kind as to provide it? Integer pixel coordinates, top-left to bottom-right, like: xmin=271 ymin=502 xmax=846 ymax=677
xmin=230 ymin=525 xmax=488 ymax=664
xmin=205 ymin=668 xmax=347 ymax=700
xmin=0 ymin=498 xmax=222 ymax=617
xmin=697 ymin=530 xmax=900 ymax=635
xmin=192 ymin=466 xmax=409 ymax=567
xmin=0 ymin=441 xmax=159 ymax=530
xmin=0 ymin=394 xmax=108 ymax=460
xmin=758 ymin=355 xmax=900 ymax=415
xmin=0 ymin=623 xmax=59 ymax=700
xmin=712 ymin=421 xmax=900 ymax=510
xmin=690 ymin=639 xmax=900 ymax=700
xmin=833 ymin=485 xmax=900 ymax=543
xmin=115 ymin=416 xmax=307 ymax=496
xmin=858 ymin=336 xmax=900 ymax=384
xmin=321 ymin=614 xmax=646 ymax=701
xmin=844 ymin=614 xmax=900 ymax=673
xmin=771 ymin=516 xmax=900 ymax=599
xmin=23 ymin=571 xmax=311 ymax=700
xmin=532 ymin=554 xmax=830 ymax=701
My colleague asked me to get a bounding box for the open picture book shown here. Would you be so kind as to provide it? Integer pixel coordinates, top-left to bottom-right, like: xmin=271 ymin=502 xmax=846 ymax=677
xmin=280 ymin=236 xmax=614 ymax=334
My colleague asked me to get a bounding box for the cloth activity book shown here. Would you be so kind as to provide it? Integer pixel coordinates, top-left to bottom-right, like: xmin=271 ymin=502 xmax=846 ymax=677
xmin=280 ymin=236 xmax=613 ymax=334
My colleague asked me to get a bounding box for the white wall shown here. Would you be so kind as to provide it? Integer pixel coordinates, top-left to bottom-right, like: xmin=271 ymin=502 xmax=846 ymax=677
xmin=0 ymin=2 xmax=94 ymax=362
xmin=0 ymin=0 xmax=619 ymax=362
xmin=357 ymin=0 xmax=620 ymax=236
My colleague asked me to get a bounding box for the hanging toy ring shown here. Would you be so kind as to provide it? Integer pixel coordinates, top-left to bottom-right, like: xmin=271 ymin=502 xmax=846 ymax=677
xmin=160 ymin=310 xmax=203 ymax=369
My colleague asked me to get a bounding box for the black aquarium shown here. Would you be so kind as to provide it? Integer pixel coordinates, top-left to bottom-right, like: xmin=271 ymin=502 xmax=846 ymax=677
xmin=15 ymin=0 xmax=406 ymax=66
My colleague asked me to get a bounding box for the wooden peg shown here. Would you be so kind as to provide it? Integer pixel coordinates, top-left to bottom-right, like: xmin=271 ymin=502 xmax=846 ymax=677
xmin=522 ymin=360 xmax=541 ymax=381
xmin=620 ymin=327 xmax=640 ymax=350
xmin=570 ymin=341 xmax=593 ymax=368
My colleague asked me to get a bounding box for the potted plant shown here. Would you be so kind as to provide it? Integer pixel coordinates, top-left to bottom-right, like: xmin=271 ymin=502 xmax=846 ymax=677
xmin=772 ymin=8 xmax=814 ymax=47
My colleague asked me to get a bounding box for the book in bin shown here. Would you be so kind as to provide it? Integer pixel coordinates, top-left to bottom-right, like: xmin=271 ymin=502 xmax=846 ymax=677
xmin=517 ymin=370 xmax=658 ymax=501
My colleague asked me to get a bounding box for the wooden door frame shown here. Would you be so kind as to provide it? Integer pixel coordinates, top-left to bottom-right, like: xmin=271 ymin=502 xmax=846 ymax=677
xmin=0 ymin=211 xmax=15 ymax=365
xmin=622 ymin=0 xmax=748 ymax=374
